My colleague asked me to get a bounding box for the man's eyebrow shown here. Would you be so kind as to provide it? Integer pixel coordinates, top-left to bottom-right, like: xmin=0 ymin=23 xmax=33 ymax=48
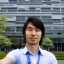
xmin=27 ymin=26 xmax=32 ymax=28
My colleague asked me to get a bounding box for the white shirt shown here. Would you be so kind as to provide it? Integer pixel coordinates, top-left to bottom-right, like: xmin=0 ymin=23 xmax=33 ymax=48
xmin=6 ymin=46 xmax=58 ymax=64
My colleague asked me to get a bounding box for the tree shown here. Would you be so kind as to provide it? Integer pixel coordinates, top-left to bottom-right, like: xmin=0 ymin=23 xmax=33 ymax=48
xmin=41 ymin=37 xmax=54 ymax=51
xmin=0 ymin=15 xmax=12 ymax=51
xmin=0 ymin=15 xmax=8 ymax=34
xmin=11 ymin=34 xmax=20 ymax=49
xmin=0 ymin=35 xmax=12 ymax=46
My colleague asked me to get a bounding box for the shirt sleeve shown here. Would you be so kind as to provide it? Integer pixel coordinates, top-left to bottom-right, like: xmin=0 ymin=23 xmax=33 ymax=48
xmin=6 ymin=49 xmax=20 ymax=64
xmin=49 ymin=53 xmax=58 ymax=64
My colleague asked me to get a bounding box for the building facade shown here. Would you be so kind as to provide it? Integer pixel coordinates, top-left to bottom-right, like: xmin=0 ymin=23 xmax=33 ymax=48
xmin=0 ymin=0 xmax=64 ymax=51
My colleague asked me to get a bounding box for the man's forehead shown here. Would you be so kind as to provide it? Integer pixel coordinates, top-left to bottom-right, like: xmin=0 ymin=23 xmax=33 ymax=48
xmin=27 ymin=22 xmax=37 ymax=28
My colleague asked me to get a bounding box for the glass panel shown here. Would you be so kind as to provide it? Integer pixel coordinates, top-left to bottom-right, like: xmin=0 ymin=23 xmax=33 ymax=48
xmin=41 ymin=8 xmax=51 ymax=12
xmin=30 ymin=0 xmax=36 ymax=3
xmin=2 ymin=7 xmax=17 ymax=12
xmin=6 ymin=26 xmax=15 ymax=31
xmin=53 ymin=27 xmax=61 ymax=30
xmin=41 ymin=16 xmax=51 ymax=22
xmin=52 ymin=8 xmax=60 ymax=12
xmin=18 ymin=0 xmax=25 ymax=3
xmin=62 ymin=18 xmax=64 ymax=23
xmin=44 ymin=0 xmax=51 ymax=1
xmin=16 ymin=26 xmax=22 ymax=31
xmin=61 ymin=8 xmax=64 ymax=12
xmin=16 ymin=16 xmax=25 ymax=21
xmin=9 ymin=0 xmax=17 ymax=1
xmin=29 ymin=7 xmax=36 ymax=12
xmin=7 ymin=8 xmax=17 ymax=12
xmin=45 ymin=27 xmax=52 ymax=30
xmin=52 ymin=19 xmax=61 ymax=23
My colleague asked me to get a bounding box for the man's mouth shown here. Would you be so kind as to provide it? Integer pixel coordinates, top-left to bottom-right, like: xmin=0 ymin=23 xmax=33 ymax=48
xmin=30 ymin=38 xmax=37 ymax=40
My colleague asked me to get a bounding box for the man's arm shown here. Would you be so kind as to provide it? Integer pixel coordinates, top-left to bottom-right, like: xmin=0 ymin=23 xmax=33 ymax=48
xmin=0 ymin=57 xmax=14 ymax=64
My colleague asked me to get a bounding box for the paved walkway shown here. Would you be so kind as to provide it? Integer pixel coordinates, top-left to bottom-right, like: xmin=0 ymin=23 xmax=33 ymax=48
xmin=58 ymin=60 xmax=64 ymax=64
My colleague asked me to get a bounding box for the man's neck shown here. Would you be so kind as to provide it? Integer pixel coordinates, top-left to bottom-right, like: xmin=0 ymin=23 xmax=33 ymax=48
xmin=26 ymin=44 xmax=39 ymax=55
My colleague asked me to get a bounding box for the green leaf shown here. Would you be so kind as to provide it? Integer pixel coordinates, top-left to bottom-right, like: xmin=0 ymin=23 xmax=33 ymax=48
xmin=0 ymin=35 xmax=12 ymax=46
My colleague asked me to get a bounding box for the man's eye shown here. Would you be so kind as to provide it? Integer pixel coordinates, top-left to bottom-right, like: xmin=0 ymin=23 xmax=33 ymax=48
xmin=36 ymin=29 xmax=40 ymax=32
xmin=27 ymin=27 xmax=32 ymax=31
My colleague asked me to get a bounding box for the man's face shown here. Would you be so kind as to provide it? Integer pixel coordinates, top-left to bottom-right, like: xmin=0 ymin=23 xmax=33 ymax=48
xmin=25 ymin=22 xmax=42 ymax=45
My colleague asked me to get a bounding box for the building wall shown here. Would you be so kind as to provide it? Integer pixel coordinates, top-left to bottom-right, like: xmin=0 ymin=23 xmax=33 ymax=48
xmin=0 ymin=0 xmax=64 ymax=51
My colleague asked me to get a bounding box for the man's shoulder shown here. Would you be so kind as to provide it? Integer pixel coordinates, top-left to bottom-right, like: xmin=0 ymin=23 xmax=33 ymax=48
xmin=9 ymin=48 xmax=24 ymax=54
xmin=40 ymin=48 xmax=55 ymax=57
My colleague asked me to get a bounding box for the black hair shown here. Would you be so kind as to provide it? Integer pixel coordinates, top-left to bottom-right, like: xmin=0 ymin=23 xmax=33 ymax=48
xmin=22 ymin=17 xmax=45 ymax=45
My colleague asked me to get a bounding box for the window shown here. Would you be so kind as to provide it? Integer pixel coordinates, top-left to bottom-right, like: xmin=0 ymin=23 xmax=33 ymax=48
xmin=57 ymin=33 xmax=61 ymax=35
xmin=25 ymin=7 xmax=29 ymax=10
xmin=61 ymin=8 xmax=64 ymax=13
xmin=9 ymin=0 xmax=17 ymax=1
xmin=61 ymin=0 xmax=64 ymax=1
xmin=53 ymin=27 xmax=61 ymax=30
xmin=45 ymin=27 xmax=52 ymax=30
xmin=18 ymin=0 xmax=25 ymax=3
xmin=29 ymin=7 xmax=36 ymax=12
xmin=36 ymin=7 xmax=40 ymax=10
xmin=52 ymin=19 xmax=61 ymax=23
xmin=7 ymin=8 xmax=17 ymax=12
xmin=6 ymin=27 xmax=15 ymax=31
xmin=16 ymin=26 xmax=22 ymax=32
xmin=44 ymin=0 xmax=51 ymax=1
xmin=18 ymin=8 xmax=25 ymax=12
xmin=62 ymin=27 xmax=64 ymax=30
xmin=41 ymin=16 xmax=51 ymax=22
xmin=16 ymin=16 xmax=25 ymax=21
xmin=2 ymin=7 xmax=17 ymax=12
xmin=52 ymin=8 xmax=60 ymax=12
xmin=25 ymin=0 xmax=29 ymax=1
xmin=41 ymin=8 xmax=51 ymax=12
xmin=43 ymin=22 xmax=52 ymax=24
xmin=62 ymin=18 xmax=64 ymax=23
xmin=30 ymin=0 xmax=36 ymax=3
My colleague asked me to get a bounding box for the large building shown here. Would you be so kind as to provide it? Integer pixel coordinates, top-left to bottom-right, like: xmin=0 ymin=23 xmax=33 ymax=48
xmin=0 ymin=0 xmax=64 ymax=51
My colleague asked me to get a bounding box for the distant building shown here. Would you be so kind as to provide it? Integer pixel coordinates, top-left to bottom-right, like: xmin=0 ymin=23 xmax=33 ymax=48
xmin=0 ymin=0 xmax=64 ymax=51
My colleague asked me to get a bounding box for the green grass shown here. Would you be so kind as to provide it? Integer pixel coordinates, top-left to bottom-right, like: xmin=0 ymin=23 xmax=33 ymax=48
xmin=0 ymin=52 xmax=7 ymax=59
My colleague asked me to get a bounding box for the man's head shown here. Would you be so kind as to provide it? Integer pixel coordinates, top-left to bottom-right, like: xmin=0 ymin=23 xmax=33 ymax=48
xmin=22 ymin=17 xmax=45 ymax=45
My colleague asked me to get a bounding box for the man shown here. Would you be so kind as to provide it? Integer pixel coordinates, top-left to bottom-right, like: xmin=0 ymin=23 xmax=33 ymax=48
xmin=0 ymin=17 xmax=58 ymax=64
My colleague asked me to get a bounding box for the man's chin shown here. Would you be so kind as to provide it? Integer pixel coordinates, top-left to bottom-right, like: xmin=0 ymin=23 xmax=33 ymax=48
xmin=29 ymin=42 xmax=37 ymax=45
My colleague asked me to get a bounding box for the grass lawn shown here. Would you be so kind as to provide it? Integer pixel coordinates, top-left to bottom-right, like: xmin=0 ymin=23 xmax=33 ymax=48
xmin=0 ymin=52 xmax=7 ymax=59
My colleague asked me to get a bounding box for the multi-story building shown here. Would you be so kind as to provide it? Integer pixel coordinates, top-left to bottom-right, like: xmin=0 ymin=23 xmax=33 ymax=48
xmin=0 ymin=0 xmax=64 ymax=51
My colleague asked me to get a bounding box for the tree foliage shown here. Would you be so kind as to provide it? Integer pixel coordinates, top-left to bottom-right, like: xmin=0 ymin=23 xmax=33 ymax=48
xmin=41 ymin=37 xmax=54 ymax=50
xmin=0 ymin=35 xmax=12 ymax=46
xmin=0 ymin=15 xmax=8 ymax=34
xmin=11 ymin=34 xmax=20 ymax=49
xmin=0 ymin=14 xmax=12 ymax=47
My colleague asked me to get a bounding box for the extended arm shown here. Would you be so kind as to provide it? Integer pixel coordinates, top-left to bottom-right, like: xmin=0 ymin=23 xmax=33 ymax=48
xmin=0 ymin=57 xmax=14 ymax=64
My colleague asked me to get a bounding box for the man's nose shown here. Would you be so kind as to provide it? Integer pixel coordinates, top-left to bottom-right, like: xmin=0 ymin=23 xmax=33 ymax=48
xmin=32 ymin=30 xmax=36 ymax=35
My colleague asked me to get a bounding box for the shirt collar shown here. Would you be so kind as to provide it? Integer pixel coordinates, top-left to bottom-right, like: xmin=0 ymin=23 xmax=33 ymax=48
xmin=22 ymin=46 xmax=45 ymax=56
xmin=22 ymin=46 xmax=28 ymax=54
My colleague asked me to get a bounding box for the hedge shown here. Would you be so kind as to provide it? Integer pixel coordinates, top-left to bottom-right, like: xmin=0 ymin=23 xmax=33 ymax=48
xmin=52 ymin=52 xmax=64 ymax=60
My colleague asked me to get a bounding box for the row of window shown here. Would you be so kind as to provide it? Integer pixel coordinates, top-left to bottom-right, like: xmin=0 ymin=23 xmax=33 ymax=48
xmin=5 ymin=26 xmax=64 ymax=32
xmin=0 ymin=0 xmax=64 ymax=5
xmin=0 ymin=7 xmax=64 ymax=13
xmin=7 ymin=16 xmax=64 ymax=24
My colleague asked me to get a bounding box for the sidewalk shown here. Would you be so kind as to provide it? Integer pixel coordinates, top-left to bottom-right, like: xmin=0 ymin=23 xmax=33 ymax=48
xmin=58 ymin=60 xmax=64 ymax=64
